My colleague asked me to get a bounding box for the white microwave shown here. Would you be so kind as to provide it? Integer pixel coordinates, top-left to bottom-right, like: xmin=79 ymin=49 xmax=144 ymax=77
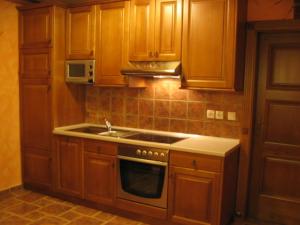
xmin=65 ymin=60 xmax=95 ymax=84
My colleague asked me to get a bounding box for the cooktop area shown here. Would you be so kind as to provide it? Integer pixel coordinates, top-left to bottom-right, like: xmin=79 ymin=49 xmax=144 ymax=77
xmin=125 ymin=133 xmax=187 ymax=144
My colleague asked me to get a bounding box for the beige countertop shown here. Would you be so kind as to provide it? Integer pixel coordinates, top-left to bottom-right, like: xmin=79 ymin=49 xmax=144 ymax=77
xmin=53 ymin=123 xmax=240 ymax=157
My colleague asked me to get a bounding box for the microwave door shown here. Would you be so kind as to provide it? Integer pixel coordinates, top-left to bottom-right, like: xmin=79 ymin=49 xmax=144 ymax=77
xmin=65 ymin=60 xmax=95 ymax=84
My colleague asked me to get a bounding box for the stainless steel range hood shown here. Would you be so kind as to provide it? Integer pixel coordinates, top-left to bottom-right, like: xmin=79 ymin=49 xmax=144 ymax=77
xmin=121 ymin=61 xmax=181 ymax=78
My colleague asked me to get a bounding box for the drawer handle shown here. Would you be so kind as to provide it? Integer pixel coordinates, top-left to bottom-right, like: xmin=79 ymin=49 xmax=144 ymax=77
xmin=192 ymin=160 xmax=197 ymax=168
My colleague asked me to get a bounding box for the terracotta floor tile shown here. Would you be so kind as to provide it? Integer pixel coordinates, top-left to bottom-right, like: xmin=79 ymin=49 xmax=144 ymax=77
xmin=40 ymin=203 xmax=72 ymax=216
xmin=10 ymin=188 xmax=31 ymax=197
xmin=67 ymin=216 xmax=103 ymax=225
xmin=60 ymin=210 xmax=82 ymax=221
xmin=0 ymin=192 xmax=13 ymax=202
xmin=30 ymin=216 xmax=68 ymax=225
xmin=0 ymin=215 xmax=32 ymax=225
xmin=25 ymin=210 xmax=46 ymax=220
xmin=17 ymin=192 xmax=45 ymax=203
xmin=34 ymin=198 xmax=55 ymax=207
xmin=94 ymin=211 xmax=115 ymax=221
xmin=6 ymin=202 xmax=39 ymax=215
xmin=73 ymin=206 xmax=99 ymax=216
xmin=109 ymin=216 xmax=141 ymax=225
xmin=0 ymin=197 xmax=23 ymax=209
xmin=0 ymin=211 xmax=13 ymax=220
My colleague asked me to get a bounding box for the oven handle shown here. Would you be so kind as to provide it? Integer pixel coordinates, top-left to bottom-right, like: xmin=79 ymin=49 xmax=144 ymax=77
xmin=117 ymin=155 xmax=168 ymax=167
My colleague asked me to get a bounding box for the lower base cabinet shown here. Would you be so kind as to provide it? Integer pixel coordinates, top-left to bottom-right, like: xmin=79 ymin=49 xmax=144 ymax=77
xmin=84 ymin=152 xmax=116 ymax=205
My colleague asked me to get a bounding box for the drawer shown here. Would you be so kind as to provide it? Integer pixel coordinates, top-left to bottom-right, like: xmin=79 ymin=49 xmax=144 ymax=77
xmin=84 ymin=140 xmax=117 ymax=156
xmin=170 ymin=151 xmax=222 ymax=173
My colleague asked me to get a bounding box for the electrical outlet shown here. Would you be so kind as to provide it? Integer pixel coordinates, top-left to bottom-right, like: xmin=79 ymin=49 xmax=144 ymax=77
xmin=215 ymin=111 xmax=224 ymax=120
xmin=227 ymin=112 xmax=236 ymax=121
xmin=206 ymin=110 xmax=215 ymax=119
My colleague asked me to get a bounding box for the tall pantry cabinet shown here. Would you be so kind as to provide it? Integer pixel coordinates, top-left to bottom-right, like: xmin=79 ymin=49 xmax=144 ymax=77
xmin=18 ymin=4 xmax=85 ymax=190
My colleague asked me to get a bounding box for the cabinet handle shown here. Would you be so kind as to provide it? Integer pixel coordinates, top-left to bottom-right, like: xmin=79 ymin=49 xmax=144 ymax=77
xmin=192 ymin=160 xmax=197 ymax=168
xmin=155 ymin=51 xmax=159 ymax=58
xmin=148 ymin=52 xmax=153 ymax=57
xmin=90 ymin=50 xmax=94 ymax=56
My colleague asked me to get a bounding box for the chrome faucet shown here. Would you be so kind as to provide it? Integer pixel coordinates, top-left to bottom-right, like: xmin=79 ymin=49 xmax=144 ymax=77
xmin=105 ymin=118 xmax=112 ymax=132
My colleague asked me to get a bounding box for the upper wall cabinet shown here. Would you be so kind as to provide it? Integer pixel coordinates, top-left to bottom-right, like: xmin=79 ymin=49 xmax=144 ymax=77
xmin=129 ymin=0 xmax=182 ymax=61
xmin=181 ymin=0 xmax=246 ymax=91
xmin=19 ymin=7 xmax=52 ymax=48
xmin=66 ymin=6 xmax=96 ymax=59
xmin=95 ymin=1 xmax=130 ymax=86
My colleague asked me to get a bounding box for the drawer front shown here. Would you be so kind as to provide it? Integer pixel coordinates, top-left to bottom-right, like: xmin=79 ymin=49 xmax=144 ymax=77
xmin=170 ymin=151 xmax=222 ymax=173
xmin=84 ymin=140 xmax=117 ymax=156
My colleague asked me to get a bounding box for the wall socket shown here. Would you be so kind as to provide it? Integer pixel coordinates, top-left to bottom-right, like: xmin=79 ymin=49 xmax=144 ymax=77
xmin=227 ymin=112 xmax=236 ymax=121
xmin=206 ymin=110 xmax=215 ymax=119
xmin=215 ymin=111 xmax=224 ymax=120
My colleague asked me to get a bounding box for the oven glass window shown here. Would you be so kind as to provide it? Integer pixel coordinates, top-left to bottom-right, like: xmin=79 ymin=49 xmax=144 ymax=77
xmin=69 ymin=64 xmax=85 ymax=77
xmin=120 ymin=160 xmax=165 ymax=198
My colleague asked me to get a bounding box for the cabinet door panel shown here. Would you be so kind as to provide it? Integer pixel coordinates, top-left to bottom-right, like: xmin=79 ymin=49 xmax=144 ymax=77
xmin=84 ymin=152 xmax=116 ymax=205
xmin=56 ymin=137 xmax=83 ymax=197
xmin=168 ymin=167 xmax=220 ymax=225
xmin=95 ymin=2 xmax=129 ymax=86
xmin=155 ymin=0 xmax=182 ymax=60
xmin=23 ymin=151 xmax=52 ymax=189
xmin=21 ymin=83 xmax=51 ymax=151
xmin=20 ymin=7 xmax=52 ymax=47
xmin=129 ymin=0 xmax=155 ymax=61
xmin=182 ymin=0 xmax=241 ymax=90
xmin=66 ymin=6 xmax=96 ymax=59
xmin=20 ymin=49 xmax=50 ymax=79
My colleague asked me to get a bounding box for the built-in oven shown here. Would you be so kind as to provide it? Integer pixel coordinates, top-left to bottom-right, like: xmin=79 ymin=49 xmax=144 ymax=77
xmin=117 ymin=144 xmax=169 ymax=209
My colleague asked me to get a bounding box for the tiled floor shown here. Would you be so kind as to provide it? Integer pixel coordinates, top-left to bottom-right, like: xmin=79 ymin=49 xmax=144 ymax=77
xmin=0 ymin=188 xmax=148 ymax=225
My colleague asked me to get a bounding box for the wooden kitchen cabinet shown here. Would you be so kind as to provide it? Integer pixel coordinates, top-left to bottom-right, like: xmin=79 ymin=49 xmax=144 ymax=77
xmin=66 ymin=6 xmax=96 ymax=59
xmin=168 ymin=151 xmax=239 ymax=225
xmin=55 ymin=137 xmax=83 ymax=198
xmin=84 ymin=152 xmax=116 ymax=206
xmin=129 ymin=0 xmax=181 ymax=61
xmin=181 ymin=0 xmax=246 ymax=90
xmin=19 ymin=7 xmax=52 ymax=48
xmin=94 ymin=1 xmax=130 ymax=86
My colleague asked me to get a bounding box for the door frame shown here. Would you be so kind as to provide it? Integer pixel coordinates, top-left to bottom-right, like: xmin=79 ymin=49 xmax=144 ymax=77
xmin=235 ymin=19 xmax=300 ymax=221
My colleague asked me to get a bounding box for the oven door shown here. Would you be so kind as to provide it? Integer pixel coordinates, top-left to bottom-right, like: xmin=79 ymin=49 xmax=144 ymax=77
xmin=117 ymin=156 xmax=168 ymax=209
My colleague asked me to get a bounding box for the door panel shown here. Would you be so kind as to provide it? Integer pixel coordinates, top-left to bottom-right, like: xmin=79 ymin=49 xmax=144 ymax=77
xmin=21 ymin=83 xmax=51 ymax=151
xmin=66 ymin=6 xmax=96 ymax=59
xmin=249 ymin=32 xmax=300 ymax=225
xmin=129 ymin=0 xmax=155 ymax=61
xmin=95 ymin=2 xmax=129 ymax=86
xmin=155 ymin=0 xmax=182 ymax=60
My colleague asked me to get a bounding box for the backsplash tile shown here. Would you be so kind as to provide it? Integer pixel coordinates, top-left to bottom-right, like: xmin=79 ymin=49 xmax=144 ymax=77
xmin=86 ymin=79 xmax=243 ymax=138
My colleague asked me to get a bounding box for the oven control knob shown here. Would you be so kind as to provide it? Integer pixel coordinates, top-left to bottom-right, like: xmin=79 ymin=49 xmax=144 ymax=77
xmin=142 ymin=150 xmax=147 ymax=156
xmin=136 ymin=149 xmax=141 ymax=156
xmin=154 ymin=152 xmax=159 ymax=157
xmin=160 ymin=153 xmax=165 ymax=158
xmin=148 ymin=151 xmax=153 ymax=157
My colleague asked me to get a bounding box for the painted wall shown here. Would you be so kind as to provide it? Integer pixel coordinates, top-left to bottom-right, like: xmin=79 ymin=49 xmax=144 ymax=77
xmin=247 ymin=0 xmax=294 ymax=21
xmin=0 ymin=0 xmax=21 ymax=191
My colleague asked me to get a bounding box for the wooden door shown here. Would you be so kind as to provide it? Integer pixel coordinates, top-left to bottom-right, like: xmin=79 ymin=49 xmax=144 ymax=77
xmin=19 ymin=7 xmax=52 ymax=48
xmin=56 ymin=137 xmax=83 ymax=197
xmin=129 ymin=0 xmax=155 ymax=61
xmin=249 ymin=32 xmax=300 ymax=225
xmin=168 ymin=166 xmax=220 ymax=225
xmin=66 ymin=6 xmax=96 ymax=59
xmin=84 ymin=152 xmax=116 ymax=206
xmin=21 ymin=81 xmax=51 ymax=151
xmin=23 ymin=151 xmax=52 ymax=189
xmin=181 ymin=0 xmax=242 ymax=90
xmin=95 ymin=2 xmax=129 ymax=86
xmin=154 ymin=0 xmax=182 ymax=60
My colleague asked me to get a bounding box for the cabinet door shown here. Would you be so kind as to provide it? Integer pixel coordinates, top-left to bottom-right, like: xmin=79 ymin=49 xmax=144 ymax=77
xmin=182 ymin=0 xmax=244 ymax=90
xmin=129 ymin=0 xmax=155 ymax=61
xmin=154 ymin=0 xmax=182 ymax=60
xmin=55 ymin=137 xmax=83 ymax=197
xmin=23 ymin=151 xmax=52 ymax=189
xmin=66 ymin=6 xmax=96 ymax=59
xmin=168 ymin=167 xmax=221 ymax=225
xmin=21 ymin=82 xmax=51 ymax=151
xmin=95 ymin=2 xmax=129 ymax=86
xmin=20 ymin=7 xmax=52 ymax=47
xmin=84 ymin=152 xmax=116 ymax=206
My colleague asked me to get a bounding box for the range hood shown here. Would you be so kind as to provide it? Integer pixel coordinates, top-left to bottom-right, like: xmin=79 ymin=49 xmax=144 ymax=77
xmin=121 ymin=61 xmax=181 ymax=78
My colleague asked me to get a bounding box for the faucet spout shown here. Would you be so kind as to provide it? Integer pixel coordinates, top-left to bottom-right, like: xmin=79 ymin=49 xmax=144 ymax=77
xmin=104 ymin=118 xmax=112 ymax=132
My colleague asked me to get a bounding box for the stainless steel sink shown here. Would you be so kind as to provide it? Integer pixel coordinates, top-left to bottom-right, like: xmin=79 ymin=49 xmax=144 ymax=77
xmin=98 ymin=130 xmax=137 ymax=138
xmin=68 ymin=126 xmax=137 ymax=138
